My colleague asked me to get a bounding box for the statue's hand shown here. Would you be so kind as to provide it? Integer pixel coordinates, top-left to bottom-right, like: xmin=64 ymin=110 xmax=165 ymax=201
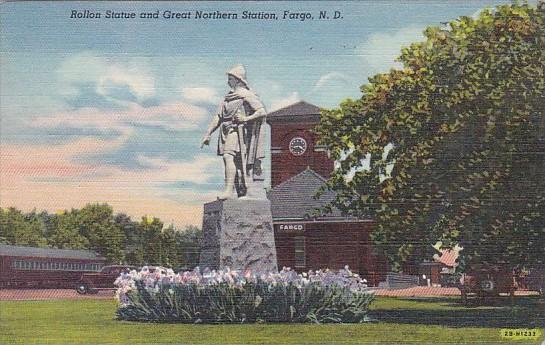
xmin=234 ymin=114 xmax=248 ymax=123
xmin=200 ymin=135 xmax=210 ymax=148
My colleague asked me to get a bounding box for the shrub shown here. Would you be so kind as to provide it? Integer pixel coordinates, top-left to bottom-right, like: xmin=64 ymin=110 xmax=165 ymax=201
xmin=115 ymin=266 xmax=375 ymax=323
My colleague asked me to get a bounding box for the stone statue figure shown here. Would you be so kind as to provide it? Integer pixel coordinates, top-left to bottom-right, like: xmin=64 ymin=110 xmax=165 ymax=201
xmin=200 ymin=64 xmax=267 ymax=200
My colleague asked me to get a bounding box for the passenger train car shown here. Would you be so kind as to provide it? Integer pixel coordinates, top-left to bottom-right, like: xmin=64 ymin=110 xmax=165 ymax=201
xmin=0 ymin=244 xmax=106 ymax=288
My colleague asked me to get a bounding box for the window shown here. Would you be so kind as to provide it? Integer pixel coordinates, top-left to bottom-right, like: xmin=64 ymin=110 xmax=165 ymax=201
xmin=294 ymin=236 xmax=306 ymax=268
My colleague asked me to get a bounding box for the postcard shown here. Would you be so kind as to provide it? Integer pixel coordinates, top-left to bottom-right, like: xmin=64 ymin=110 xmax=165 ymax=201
xmin=1 ymin=1 xmax=544 ymax=344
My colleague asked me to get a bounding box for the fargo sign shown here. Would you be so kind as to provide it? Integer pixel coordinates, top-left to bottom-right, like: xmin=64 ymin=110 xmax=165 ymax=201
xmin=277 ymin=223 xmax=305 ymax=232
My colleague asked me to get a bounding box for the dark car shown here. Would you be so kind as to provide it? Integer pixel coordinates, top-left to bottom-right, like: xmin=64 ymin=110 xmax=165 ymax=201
xmin=459 ymin=265 xmax=516 ymax=305
xmin=76 ymin=265 xmax=136 ymax=294
xmin=525 ymin=267 xmax=545 ymax=295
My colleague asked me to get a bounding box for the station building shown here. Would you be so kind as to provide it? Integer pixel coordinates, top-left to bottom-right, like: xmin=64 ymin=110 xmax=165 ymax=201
xmin=267 ymin=101 xmax=387 ymax=285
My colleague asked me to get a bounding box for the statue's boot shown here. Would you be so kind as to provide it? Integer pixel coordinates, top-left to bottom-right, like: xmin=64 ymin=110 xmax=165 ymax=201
xmin=241 ymin=179 xmax=266 ymax=200
xmin=218 ymin=182 xmax=235 ymax=200
xmin=219 ymin=154 xmax=236 ymax=200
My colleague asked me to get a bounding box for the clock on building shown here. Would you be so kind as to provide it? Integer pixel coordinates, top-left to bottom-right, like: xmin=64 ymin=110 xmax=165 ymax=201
xmin=289 ymin=137 xmax=307 ymax=156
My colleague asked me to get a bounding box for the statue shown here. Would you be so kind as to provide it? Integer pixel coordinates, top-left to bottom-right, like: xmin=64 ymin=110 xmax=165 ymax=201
xmin=200 ymin=64 xmax=267 ymax=200
xmin=198 ymin=65 xmax=278 ymax=272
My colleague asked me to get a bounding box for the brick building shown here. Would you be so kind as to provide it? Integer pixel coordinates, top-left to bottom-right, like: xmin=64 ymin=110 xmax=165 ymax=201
xmin=267 ymin=101 xmax=387 ymax=285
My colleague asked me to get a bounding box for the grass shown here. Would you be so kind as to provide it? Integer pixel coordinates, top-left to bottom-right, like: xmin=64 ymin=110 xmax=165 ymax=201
xmin=0 ymin=296 xmax=544 ymax=345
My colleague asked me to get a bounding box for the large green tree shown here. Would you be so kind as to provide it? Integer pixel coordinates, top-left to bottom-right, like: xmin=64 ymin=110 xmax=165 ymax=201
xmin=0 ymin=208 xmax=48 ymax=247
xmin=175 ymin=225 xmax=202 ymax=269
xmin=316 ymin=3 xmax=545 ymax=271
xmin=48 ymin=209 xmax=89 ymax=250
xmin=77 ymin=203 xmax=125 ymax=263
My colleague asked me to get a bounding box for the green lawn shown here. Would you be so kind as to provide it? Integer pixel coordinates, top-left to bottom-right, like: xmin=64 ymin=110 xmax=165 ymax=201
xmin=1 ymin=296 xmax=544 ymax=345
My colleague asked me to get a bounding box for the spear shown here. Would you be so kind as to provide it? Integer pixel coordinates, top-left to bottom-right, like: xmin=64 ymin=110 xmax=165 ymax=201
xmin=237 ymin=123 xmax=247 ymax=193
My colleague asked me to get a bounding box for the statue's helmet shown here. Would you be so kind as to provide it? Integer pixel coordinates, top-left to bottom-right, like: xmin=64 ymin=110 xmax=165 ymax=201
xmin=226 ymin=64 xmax=249 ymax=87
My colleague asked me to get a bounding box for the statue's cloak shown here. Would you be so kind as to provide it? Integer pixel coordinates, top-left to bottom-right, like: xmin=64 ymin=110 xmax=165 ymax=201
xmin=217 ymin=88 xmax=266 ymax=172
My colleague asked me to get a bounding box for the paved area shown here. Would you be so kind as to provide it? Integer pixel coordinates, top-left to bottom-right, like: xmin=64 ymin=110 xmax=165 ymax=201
xmin=0 ymin=289 xmax=114 ymax=301
xmin=0 ymin=287 xmax=539 ymax=301
xmin=373 ymin=286 xmax=461 ymax=297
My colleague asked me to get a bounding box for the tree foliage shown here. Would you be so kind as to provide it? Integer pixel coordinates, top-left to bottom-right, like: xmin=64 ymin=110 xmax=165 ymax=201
xmin=0 ymin=208 xmax=48 ymax=247
xmin=0 ymin=204 xmax=201 ymax=267
xmin=316 ymin=3 xmax=545 ymax=271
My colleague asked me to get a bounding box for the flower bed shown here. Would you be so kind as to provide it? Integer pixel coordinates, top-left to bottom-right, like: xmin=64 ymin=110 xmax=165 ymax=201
xmin=115 ymin=266 xmax=375 ymax=323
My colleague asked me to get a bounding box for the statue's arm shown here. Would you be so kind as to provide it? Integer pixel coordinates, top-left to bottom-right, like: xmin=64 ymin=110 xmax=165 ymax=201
xmin=244 ymin=107 xmax=267 ymax=122
xmin=201 ymin=114 xmax=220 ymax=148
xmin=235 ymin=94 xmax=267 ymax=123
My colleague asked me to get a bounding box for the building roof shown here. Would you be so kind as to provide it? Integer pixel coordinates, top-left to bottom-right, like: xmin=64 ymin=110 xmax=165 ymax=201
xmin=269 ymin=168 xmax=349 ymax=220
xmin=433 ymin=249 xmax=459 ymax=267
xmin=0 ymin=244 xmax=105 ymax=260
xmin=267 ymin=101 xmax=321 ymax=122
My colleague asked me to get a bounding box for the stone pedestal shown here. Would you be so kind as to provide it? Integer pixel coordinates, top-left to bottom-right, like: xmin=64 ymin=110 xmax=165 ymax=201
xmin=199 ymin=198 xmax=278 ymax=272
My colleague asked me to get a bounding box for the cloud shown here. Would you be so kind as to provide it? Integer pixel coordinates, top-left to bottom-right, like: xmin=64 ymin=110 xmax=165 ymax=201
xmin=356 ymin=25 xmax=425 ymax=73
xmin=312 ymin=72 xmax=350 ymax=93
xmin=0 ymin=137 xmax=220 ymax=226
xmin=269 ymin=92 xmax=300 ymax=111
xmin=181 ymin=87 xmax=220 ymax=104
xmin=58 ymin=52 xmax=156 ymax=107
xmin=29 ymin=101 xmax=208 ymax=134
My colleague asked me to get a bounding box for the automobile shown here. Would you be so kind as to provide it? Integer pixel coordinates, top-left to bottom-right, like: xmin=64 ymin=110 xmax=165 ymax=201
xmin=525 ymin=267 xmax=545 ymax=295
xmin=459 ymin=265 xmax=516 ymax=305
xmin=75 ymin=265 xmax=137 ymax=294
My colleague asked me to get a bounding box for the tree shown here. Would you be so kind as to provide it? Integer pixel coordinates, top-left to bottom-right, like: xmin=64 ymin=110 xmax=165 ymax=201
xmin=175 ymin=225 xmax=202 ymax=269
xmin=139 ymin=216 xmax=164 ymax=265
xmin=77 ymin=203 xmax=125 ymax=263
xmin=114 ymin=213 xmax=142 ymax=265
xmin=48 ymin=209 xmax=89 ymax=249
xmin=316 ymin=3 xmax=545 ymax=272
xmin=161 ymin=225 xmax=179 ymax=267
xmin=0 ymin=207 xmax=48 ymax=247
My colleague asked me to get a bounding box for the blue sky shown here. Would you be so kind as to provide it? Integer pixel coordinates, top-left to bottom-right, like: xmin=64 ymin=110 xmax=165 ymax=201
xmin=0 ymin=1 xmax=516 ymax=227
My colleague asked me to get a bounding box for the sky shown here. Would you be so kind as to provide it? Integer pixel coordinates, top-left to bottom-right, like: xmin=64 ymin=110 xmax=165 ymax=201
xmin=0 ymin=1 xmax=515 ymax=228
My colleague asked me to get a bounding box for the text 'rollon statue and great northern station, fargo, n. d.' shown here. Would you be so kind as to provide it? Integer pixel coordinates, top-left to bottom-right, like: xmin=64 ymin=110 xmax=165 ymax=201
xmin=69 ymin=10 xmax=343 ymax=21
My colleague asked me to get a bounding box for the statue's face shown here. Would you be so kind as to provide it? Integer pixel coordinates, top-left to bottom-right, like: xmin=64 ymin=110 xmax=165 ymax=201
xmin=227 ymin=75 xmax=238 ymax=88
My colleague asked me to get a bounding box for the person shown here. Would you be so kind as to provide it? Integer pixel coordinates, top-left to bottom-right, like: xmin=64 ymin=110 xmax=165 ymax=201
xmin=200 ymin=64 xmax=267 ymax=200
